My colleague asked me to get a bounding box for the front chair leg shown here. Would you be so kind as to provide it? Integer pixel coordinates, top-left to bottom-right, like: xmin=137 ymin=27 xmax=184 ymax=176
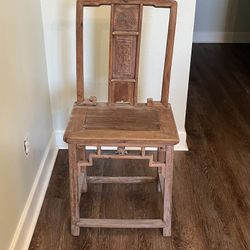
xmin=163 ymin=145 xmax=174 ymax=237
xmin=69 ymin=144 xmax=80 ymax=236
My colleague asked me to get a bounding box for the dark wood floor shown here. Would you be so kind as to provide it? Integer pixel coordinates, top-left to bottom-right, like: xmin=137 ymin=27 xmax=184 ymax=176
xmin=29 ymin=44 xmax=250 ymax=250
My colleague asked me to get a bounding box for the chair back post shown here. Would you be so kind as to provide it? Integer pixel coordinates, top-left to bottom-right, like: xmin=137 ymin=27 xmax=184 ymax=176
xmin=76 ymin=0 xmax=84 ymax=104
xmin=161 ymin=1 xmax=177 ymax=106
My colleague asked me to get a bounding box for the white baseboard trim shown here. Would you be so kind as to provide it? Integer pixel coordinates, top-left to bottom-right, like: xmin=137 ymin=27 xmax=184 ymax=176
xmin=55 ymin=130 xmax=188 ymax=151
xmin=176 ymin=131 xmax=188 ymax=151
xmin=9 ymin=133 xmax=58 ymax=250
xmin=193 ymin=32 xmax=250 ymax=43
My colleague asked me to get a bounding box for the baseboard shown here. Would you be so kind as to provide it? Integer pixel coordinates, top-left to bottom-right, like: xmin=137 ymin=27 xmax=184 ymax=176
xmin=193 ymin=32 xmax=250 ymax=43
xmin=176 ymin=131 xmax=188 ymax=151
xmin=9 ymin=133 xmax=58 ymax=250
xmin=55 ymin=130 xmax=188 ymax=151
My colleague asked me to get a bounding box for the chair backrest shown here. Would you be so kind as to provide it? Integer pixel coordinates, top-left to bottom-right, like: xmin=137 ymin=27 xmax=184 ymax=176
xmin=76 ymin=0 xmax=177 ymax=106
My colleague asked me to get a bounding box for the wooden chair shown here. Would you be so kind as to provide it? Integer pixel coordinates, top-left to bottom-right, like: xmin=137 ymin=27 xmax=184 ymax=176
xmin=64 ymin=0 xmax=179 ymax=237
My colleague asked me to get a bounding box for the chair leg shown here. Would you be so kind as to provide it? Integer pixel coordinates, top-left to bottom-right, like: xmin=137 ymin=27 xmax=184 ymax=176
xmin=69 ymin=144 xmax=80 ymax=236
xmin=78 ymin=146 xmax=87 ymax=193
xmin=157 ymin=172 xmax=161 ymax=192
xmin=157 ymin=147 xmax=165 ymax=193
xmin=81 ymin=168 xmax=88 ymax=193
xmin=163 ymin=145 xmax=174 ymax=237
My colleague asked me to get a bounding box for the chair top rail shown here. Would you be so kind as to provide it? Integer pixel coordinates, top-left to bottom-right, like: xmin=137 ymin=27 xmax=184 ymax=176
xmin=79 ymin=0 xmax=176 ymax=8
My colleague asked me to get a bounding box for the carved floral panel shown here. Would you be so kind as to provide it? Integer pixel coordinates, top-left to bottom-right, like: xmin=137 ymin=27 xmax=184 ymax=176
xmin=112 ymin=35 xmax=137 ymax=79
xmin=113 ymin=4 xmax=140 ymax=31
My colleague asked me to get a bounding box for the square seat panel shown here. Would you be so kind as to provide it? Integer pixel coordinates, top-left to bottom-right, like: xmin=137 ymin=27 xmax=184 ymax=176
xmin=64 ymin=103 xmax=179 ymax=147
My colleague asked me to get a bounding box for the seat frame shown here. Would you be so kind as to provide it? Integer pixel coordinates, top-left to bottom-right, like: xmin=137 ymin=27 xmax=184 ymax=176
xmin=64 ymin=0 xmax=178 ymax=237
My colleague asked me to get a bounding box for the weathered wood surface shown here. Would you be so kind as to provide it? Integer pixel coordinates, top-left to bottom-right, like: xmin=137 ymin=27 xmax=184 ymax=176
xmin=108 ymin=3 xmax=143 ymax=104
xmin=64 ymin=104 xmax=179 ymax=145
xmin=68 ymin=144 xmax=80 ymax=236
xmin=157 ymin=147 xmax=165 ymax=194
xmin=163 ymin=145 xmax=173 ymax=236
xmin=79 ymin=0 xmax=177 ymax=8
xmin=161 ymin=2 xmax=177 ymax=106
xmin=86 ymin=176 xmax=157 ymax=184
xmin=78 ymin=147 xmax=87 ymax=194
xmin=76 ymin=0 xmax=84 ymax=104
xmin=78 ymin=152 xmax=166 ymax=168
xmin=84 ymin=108 xmax=160 ymax=131
xmin=77 ymin=219 xmax=166 ymax=228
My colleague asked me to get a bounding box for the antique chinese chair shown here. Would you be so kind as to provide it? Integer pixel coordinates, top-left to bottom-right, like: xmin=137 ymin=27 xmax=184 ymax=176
xmin=64 ymin=0 xmax=179 ymax=237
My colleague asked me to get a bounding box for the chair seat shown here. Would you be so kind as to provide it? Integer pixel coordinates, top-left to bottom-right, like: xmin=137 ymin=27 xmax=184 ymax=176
xmin=64 ymin=102 xmax=179 ymax=146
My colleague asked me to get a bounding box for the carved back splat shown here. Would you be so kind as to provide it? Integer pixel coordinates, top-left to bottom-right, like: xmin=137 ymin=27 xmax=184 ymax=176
xmin=76 ymin=0 xmax=177 ymax=106
xmin=109 ymin=4 xmax=143 ymax=105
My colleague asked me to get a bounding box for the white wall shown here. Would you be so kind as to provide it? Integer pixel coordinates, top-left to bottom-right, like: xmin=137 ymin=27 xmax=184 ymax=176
xmin=194 ymin=0 xmax=250 ymax=42
xmin=41 ymin=0 xmax=196 ymax=150
xmin=0 ymin=0 xmax=53 ymax=249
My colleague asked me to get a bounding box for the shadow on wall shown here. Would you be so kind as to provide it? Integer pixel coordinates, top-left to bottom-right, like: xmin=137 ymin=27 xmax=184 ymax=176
xmin=225 ymin=0 xmax=250 ymax=41
xmin=46 ymin=0 xmax=76 ymax=130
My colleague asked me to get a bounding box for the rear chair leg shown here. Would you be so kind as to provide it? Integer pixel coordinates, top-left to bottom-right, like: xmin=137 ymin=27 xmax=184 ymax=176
xmin=82 ymin=168 xmax=88 ymax=193
xmin=157 ymin=147 xmax=165 ymax=193
xmin=163 ymin=145 xmax=174 ymax=237
xmin=157 ymin=168 xmax=164 ymax=193
xmin=79 ymin=146 xmax=87 ymax=193
xmin=69 ymin=144 xmax=80 ymax=236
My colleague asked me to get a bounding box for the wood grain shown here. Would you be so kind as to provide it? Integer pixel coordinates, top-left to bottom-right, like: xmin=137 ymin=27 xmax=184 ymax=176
xmin=76 ymin=0 xmax=84 ymax=103
xmin=80 ymin=0 xmax=176 ymax=8
xmin=68 ymin=144 xmax=80 ymax=236
xmin=110 ymin=82 xmax=135 ymax=104
xmin=112 ymin=35 xmax=137 ymax=79
xmin=77 ymin=219 xmax=166 ymax=228
xmin=113 ymin=4 xmax=140 ymax=32
xmin=84 ymin=107 xmax=160 ymax=130
xmin=64 ymin=104 xmax=179 ymax=145
xmin=109 ymin=3 xmax=142 ymax=104
xmin=161 ymin=1 xmax=177 ymax=106
xmin=86 ymin=176 xmax=157 ymax=184
xmin=77 ymin=151 xmax=166 ymax=168
xmin=163 ymin=145 xmax=173 ymax=236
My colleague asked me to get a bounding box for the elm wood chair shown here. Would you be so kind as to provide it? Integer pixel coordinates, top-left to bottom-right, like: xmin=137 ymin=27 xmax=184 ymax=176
xmin=64 ymin=0 xmax=179 ymax=237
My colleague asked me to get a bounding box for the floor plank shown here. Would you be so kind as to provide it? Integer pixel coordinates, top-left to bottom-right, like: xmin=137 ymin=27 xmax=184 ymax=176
xmin=29 ymin=44 xmax=250 ymax=250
